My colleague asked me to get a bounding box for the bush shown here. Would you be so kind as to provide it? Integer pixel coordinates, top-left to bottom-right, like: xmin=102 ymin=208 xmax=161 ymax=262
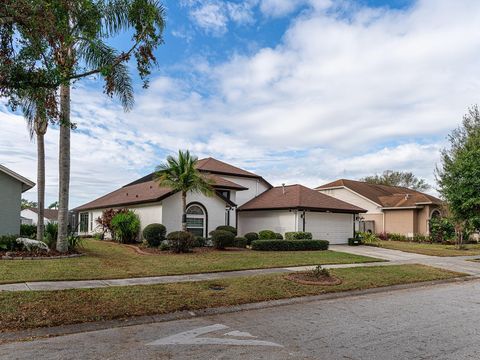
xmin=275 ymin=233 xmax=283 ymax=240
xmin=244 ymin=232 xmax=259 ymax=244
xmin=44 ymin=222 xmax=58 ymax=247
xmin=167 ymin=231 xmax=195 ymax=253
xmin=258 ymin=230 xmax=276 ymax=240
xmin=251 ymin=239 xmax=329 ymax=251
xmin=111 ymin=211 xmax=140 ymax=243
xmin=193 ymin=236 xmax=207 ymax=248
xmin=429 ymin=217 xmax=455 ymax=243
xmin=67 ymin=233 xmax=84 ymax=251
xmin=210 ymin=230 xmax=235 ymax=249
xmin=215 ymin=225 xmax=237 ymax=236
xmin=285 ymin=232 xmax=312 ymax=240
xmin=388 ymin=233 xmax=408 ymax=242
xmin=413 ymin=233 xmax=430 ymax=243
xmin=20 ymin=224 xmax=36 ymax=238
xmin=96 ymin=208 xmax=129 ymax=240
xmin=358 ymin=232 xmax=380 ymax=246
xmin=142 ymin=223 xmax=167 ymax=247
xmin=377 ymin=232 xmax=388 ymax=241
xmin=0 ymin=235 xmax=22 ymax=251
xmin=159 ymin=242 xmax=170 ymax=251
xmin=233 ymin=236 xmax=248 ymax=248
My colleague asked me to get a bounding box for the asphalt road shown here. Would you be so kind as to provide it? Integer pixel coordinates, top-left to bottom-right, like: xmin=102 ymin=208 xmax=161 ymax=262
xmin=1 ymin=280 xmax=480 ymax=360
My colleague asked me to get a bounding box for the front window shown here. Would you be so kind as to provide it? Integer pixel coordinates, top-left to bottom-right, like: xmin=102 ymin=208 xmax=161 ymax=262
xmin=186 ymin=205 xmax=206 ymax=237
xmin=79 ymin=212 xmax=89 ymax=233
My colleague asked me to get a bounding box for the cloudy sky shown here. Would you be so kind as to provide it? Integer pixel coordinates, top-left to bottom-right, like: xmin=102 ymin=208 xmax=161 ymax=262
xmin=1 ymin=0 xmax=479 ymax=208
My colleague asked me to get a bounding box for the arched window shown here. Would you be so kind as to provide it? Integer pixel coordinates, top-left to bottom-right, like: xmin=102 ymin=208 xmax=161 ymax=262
xmin=186 ymin=204 xmax=206 ymax=237
xmin=431 ymin=209 xmax=441 ymax=219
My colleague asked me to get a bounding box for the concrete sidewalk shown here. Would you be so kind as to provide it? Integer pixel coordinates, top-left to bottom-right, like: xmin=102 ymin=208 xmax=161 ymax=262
xmin=2 ymin=245 xmax=480 ymax=292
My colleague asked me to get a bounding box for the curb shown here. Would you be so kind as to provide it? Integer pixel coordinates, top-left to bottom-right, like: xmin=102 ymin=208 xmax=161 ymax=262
xmin=1 ymin=253 xmax=84 ymax=261
xmin=0 ymin=275 xmax=477 ymax=344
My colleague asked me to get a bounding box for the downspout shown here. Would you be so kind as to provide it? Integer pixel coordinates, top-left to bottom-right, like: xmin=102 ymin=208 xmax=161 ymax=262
xmin=382 ymin=211 xmax=385 ymax=234
xmin=302 ymin=210 xmax=306 ymax=232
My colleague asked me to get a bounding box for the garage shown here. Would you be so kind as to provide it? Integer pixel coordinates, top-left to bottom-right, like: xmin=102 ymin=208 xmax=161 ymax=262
xmin=237 ymin=184 xmax=366 ymax=244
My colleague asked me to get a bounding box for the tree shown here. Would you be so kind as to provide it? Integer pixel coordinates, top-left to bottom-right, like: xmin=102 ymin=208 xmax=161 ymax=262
xmin=437 ymin=106 xmax=480 ymax=246
xmin=48 ymin=201 xmax=59 ymax=209
xmin=361 ymin=170 xmax=431 ymax=191
xmin=1 ymin=1 xmax=166 ymax=252
xmin=155 ymin=151 xmax=214 ymax=232
xmin=19 ymin=90 xmax=56 ymax=242
xmin=21 ymin=199 xmax=37 ymax=210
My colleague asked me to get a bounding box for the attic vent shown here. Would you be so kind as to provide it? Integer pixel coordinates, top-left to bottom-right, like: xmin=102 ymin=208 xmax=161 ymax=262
xmin=126 ymin=192 xmax=128 ymax=196
xmin=282 ymin=183 xmax=286 ymax=195
xmin=136 ymin=195 xmax=139 ymax=198
xmin=150 ymin=185 xmax=152 ymax=189
xmin=404 ymin=194 xmax=410 ymax=200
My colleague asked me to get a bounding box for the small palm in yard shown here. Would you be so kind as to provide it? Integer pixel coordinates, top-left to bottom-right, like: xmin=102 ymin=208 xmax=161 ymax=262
xmin=155 ymin=151 xmax=214 ymax=231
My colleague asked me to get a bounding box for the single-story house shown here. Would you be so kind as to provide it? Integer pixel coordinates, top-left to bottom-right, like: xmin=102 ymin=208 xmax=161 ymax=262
xmin=316 ymin=179 xmax=443 ymax=237
xmin=21 ymin=208 xmax=59 ymax=225
xmin=0 ymin=164 xmax=35 ymax=235
xmin=74 ymin=158 xmax=366 ymax=244
xmin=237 ymin=184 xmax=366 ymax=244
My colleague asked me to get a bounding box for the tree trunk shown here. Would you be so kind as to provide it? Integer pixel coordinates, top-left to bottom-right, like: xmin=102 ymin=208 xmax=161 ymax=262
xmin=182 ymin=191 xmax=187 ymax=232
xmin=36 ymin=127 xmax=46 ymax=242
xmin=56 ymin=82 xmax=71 ymax=253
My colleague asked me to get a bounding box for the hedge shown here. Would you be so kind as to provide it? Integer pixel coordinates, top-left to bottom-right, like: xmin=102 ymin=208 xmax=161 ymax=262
xmin=142 ymin=223 xmax=167 ymax=247
xmin=215 ymin=225 xmax=237 ymax=236
xmin=251 ymin=239 xmax=329 ymax=251
xmin=210 ymin=230 xmax=235 ymax=249
xmin=244 ymin=232 xmax=259 ymax=244
xmin=285 ymin=231 xmax=312 ymax=240
xmin=233 ymin=236 xmax=248 ymax=248
xmin=258 ymin=230 xmax=276 ymax=240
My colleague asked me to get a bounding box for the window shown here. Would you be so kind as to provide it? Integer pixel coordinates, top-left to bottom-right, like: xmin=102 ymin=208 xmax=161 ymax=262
xmin=79 ymin=212 xmax=89 ymax=233
xmin=218 ymin=190 xmax=230 ymax=200
xmin=186 ymin=204 xmax=206 ymax=237
xmin=90 ymin=212 xmax=93 ymax=232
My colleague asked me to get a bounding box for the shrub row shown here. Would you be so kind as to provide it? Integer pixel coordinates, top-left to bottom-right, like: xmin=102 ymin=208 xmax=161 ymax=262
xmin=285 ymin=231 xmax=312 ymax=240
xmin=251 ymin=239 xmax=329 ymax=251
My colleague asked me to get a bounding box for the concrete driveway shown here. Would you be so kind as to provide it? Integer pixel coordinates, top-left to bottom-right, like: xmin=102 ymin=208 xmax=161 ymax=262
xmin=329 ymin=244 xmax=433 ymax=261
xmin=2 ymin=279 xmax=480 ymax=359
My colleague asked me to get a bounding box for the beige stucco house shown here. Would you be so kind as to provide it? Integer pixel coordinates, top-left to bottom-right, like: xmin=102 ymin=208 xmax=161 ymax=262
xmin=316 ymin=179 xmax=443 ymax=237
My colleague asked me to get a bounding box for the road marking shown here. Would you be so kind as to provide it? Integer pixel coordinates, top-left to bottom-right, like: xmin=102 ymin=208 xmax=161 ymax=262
xmin=147 ymin=324 xmax=283 ymax=347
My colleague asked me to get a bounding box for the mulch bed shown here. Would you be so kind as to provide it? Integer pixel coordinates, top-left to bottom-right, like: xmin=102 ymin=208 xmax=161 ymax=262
xmin=285 ymin=272 xmax=342 ymax=286
xmin=1 ymin=250 xmax=82 ymax=260
xmin=127 ymin=244 xmax=248 ymax=255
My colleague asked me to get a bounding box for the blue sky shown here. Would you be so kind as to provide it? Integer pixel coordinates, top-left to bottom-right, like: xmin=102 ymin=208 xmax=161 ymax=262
xmin=1 ymin=0 xmax=479 ymax=207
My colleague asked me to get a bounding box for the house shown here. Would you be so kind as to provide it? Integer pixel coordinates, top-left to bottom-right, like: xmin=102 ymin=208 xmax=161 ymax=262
xmin=237 ymin=184 xmax=366 ymax=244
xmin=316 ymin=179 xmax=443 ymax=237
xmin=74 ymin=158 xmax=366 ymax=244
xmin=0 ymin=164 xmax=35 ymax=235
xmin=21 ymin=208 xmax=59 ymax=225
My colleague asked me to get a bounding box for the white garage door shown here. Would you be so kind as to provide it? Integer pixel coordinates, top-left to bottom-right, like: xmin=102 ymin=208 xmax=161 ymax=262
xmin=305 ymin=212 xmax=354 ymax=244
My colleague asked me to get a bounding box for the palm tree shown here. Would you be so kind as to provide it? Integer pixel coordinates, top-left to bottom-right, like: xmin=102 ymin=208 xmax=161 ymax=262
xmin=20 ymin=91 xmax=54 ymax=242
xmin=155 ymin=151 xmax=214 ymax=232
xmin=48 ymin=201 xmax=59 ymax=209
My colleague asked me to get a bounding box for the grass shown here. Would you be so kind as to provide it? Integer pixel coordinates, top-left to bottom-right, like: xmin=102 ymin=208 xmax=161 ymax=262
xmin=0 ymin=240 xmax=382 ymax=284
xmin=376 ymin=240 xmax=480 ymax=257
xmin=0 ymin=264 xmax=463 ymax=332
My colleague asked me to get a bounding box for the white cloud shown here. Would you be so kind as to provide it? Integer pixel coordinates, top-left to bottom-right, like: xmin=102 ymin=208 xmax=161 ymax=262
xmin=3 ymin=0 xmax=480 ymax=206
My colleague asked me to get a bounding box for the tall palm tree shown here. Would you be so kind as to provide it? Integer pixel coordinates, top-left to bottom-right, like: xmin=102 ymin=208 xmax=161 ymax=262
xmin=20 ymin=91 xmax=54 ymax=243
xmin=155 ymin=151 xmax=214 ymax=232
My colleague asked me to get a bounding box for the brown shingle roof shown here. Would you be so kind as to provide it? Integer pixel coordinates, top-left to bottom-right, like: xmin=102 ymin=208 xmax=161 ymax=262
xmin=238 ymin=184 xmax=366 ymax=213
xmin=74 ymin=173 xmax=247 ymax=211
xmin=316 ymin=179 xmax=442 ymax=208
xmin=196 ymin=157 xmax=259 ymax=178
xmin=26 ymin=208 xmax=59 ymax=220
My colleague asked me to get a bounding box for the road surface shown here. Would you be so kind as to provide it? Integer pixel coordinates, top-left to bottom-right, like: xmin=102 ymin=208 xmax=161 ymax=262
xmin=1 ymin=280 xmax=480 ymax=359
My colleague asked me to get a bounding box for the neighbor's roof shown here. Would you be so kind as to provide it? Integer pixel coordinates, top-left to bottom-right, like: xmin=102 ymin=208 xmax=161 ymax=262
xmin=316 ymin=179 xmax=442 ymax=208
xmin=24 ymin=207 xmax=59 ymax=221
xmin=0 ymin=164 xmax=35 ymax=192
xmin=238 ymin=184 xmax=367 ymax=213
xmin=74 ymin=173 xmax=246 ymax=211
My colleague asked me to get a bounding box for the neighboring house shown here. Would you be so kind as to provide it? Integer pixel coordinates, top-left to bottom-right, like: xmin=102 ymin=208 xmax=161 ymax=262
xmin=0 ymin=164 xmax=35 ymax=235
xmin=21 ymin=208 xmax=59 ymax=225
xmin=74 ymin=158 xmax=366 ymax=244
xmin=238 ymin=184 xmax=366 ymax=244
xmin=316 ymin=179 xmax=443 ymax=237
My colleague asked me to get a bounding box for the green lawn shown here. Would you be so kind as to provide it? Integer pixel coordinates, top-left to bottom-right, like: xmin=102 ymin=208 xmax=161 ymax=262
xmin=377 ymin=240 xmax=480 ymax=257
xmin=0 ymin=240 xmax=382 ymax=284
xmin=0 ymin=264 xmax=463 ymax=332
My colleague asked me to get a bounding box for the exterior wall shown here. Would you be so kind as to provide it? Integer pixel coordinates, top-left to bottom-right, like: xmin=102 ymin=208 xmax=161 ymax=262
xmin=77 ymin=202 xmax=163 ymax=238
xmin=384 ymin=209 xmax=416 ymax=236
xmin=238 ymin=210 xmax=296 ymax=236
xmin=318 ymin=187 xmax=382 ymax=213
xmin=220 ymin=176 xmax=270 ymax=206
xmin=362 ymin=213 xmax=384 ymax=233
xmin=303 ymin=212 xmax=354 ymax=244
xmin=0 ymin=171 xmax=22 ymax=235
xmin=162 ymin=192 xmax=231 ymax=237
xmin=20 ymin=209 xmax=57 ymax=225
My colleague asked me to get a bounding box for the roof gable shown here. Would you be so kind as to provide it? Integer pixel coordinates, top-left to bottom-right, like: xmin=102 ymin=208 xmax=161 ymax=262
xmin=238 ymin=184 xmax=366 ymax=213
xmin=316 ymin=179 xmax=442 ymax=208
xmin=0 ymin=164 xmax=35 ymax=192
